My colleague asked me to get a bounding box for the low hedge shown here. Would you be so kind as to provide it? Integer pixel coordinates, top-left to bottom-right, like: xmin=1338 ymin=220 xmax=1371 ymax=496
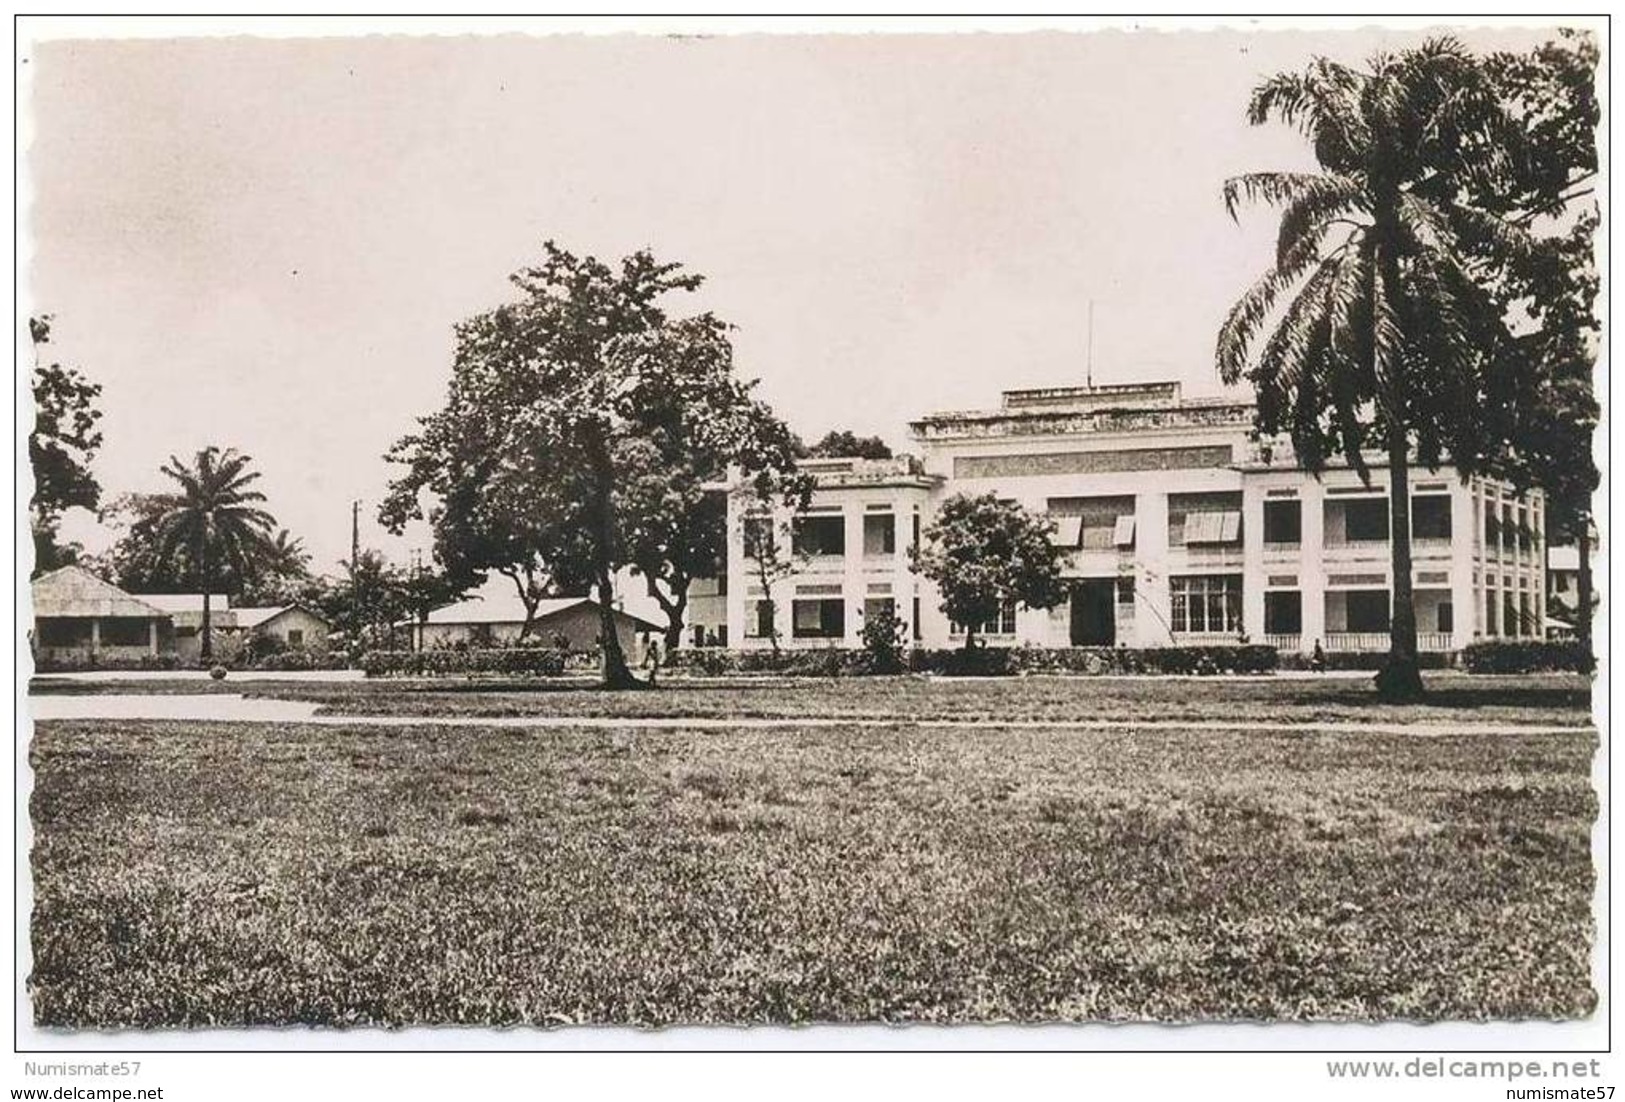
xmin=1461 ymin=640 xmax=1594 ymax=675
xmin=362 ymin=647 xmax=570 ymax=678
xmin=242 ymin=650 xmax=352 ymax=672
xmin=664 ymin=644 xmax=1279 ymax=678
xmin=32 ymin=653 xmax=183 ymax=673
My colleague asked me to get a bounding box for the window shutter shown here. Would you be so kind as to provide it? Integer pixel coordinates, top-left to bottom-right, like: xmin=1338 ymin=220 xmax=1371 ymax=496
xmin=1112 ymin=515 xmax=1136 ymax=548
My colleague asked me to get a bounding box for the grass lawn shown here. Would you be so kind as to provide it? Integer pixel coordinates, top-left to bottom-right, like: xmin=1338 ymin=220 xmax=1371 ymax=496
xmin=30 ymin=709 xmax=1597 ymax=1027
xmin=29 ymin=671 xmax=1596 ymax=727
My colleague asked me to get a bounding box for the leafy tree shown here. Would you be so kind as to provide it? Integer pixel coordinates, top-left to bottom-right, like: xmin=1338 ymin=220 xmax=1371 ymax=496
xmin=910 ymin=492 xmax=1065 ymax=652
xmin=383 ymin=424 xmax=590 ymax=642
xmin=384 ymin=242 xmax=801 ymax=687
xmin=328 ymin=550 xmax=413 ymax=653
xmin=147 ymin=447 xmax=278 ymax=661
xmin=611 ymin=317 xmax=806 ymax=650
xmin=29 ymin=316 xmax=103 ymax=575
xmin=800 ymin=429 xmax=894 ymax=460
xmin=237 ymin=529 xmax=313 ymax=606
xmin=1216 ymin=38 xmax=1544 ymax=701
xmin=1468 ymin=34 xmax=1600 ymax=651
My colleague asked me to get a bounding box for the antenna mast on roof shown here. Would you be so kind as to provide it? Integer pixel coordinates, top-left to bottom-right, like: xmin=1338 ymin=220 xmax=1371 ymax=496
xmin=1086 ymin=300 xmax=1095 ymax=389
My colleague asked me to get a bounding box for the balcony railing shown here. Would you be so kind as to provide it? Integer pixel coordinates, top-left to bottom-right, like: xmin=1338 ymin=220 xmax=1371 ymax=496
xmin=1263 ymin=633 xmax=1301 ymax=652
xmin=1325 ymin=631 xmax=1455 ymax=653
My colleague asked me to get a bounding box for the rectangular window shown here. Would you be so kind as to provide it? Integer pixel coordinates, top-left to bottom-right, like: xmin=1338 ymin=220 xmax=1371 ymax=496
xmin=951 ymin=599 xmax=1017 ymax=637
xmin=100 ymin=618 xmax=150 ymax=647
xmin=1501 ymin=504 xmax=1515 ymax=551
xmin=863 ymin=513 xmax=896 ymax=556
xmin=1264 ymin=591 xmax=1302 ymax=635
xmin=1169 ymin=575 xmax=1243 ymax=634
xmin=287 ymin=629 xmax=305 ymax=648
xmin=793 ymin=514 xmax=846 ymax=557
xmin=1504 ymin=593 xmax=1518 ymax=637
xmin=863 ymin=597 xmax=895 ymax=625
xmin=1052 ymin=514 xmax=1084 ymax=548
xmin=912 ymin=512 xmax=921 ymax=553
xmin=1412 ymin=495 xmax=1452 ymax=540
xmin=1485 ymin=590 xmax=1499 ymax=636
xmin=1049 ymin=497 xmax=1134 ymax=550
xmin=1168 ymin=493 xmax=1242 ymax=548
xmin=37 ymin=618 xmax=91 ymax=647
xmin=1113 ymin=515 xmax=1136 ymax=549
xmin=912 ymin=596 xmax=922 ymax=642
xmin=1343 ymin=498 xmax=1389 ymax=542
xmin=1438 ymin=601 xmax=1454 ymax=634
xmin=1344 ymin=590 xmax=1390 ymax=633
xmin=1116 ymin=575 xmax=1135 ymax=606
xmin=1263 ymin=499 xmax=1302 ymax=544
xmin=792 ymin=598 xmax=845 ymax=638
xmin=1485 ymin=506 xmax=1500 ymax=548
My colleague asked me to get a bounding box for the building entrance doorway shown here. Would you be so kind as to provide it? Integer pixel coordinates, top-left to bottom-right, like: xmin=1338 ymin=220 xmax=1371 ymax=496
xmin=1069 ymin=579 xmax=1116 ymax=646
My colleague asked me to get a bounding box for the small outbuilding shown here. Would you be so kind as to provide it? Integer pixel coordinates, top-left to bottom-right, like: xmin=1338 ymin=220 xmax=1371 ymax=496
xmin=31 ymin=565 xmax=173 ymax=664
xmin=235 ymin=604 xmax=332 ymax=652
xmin=401 ymin=594 xmax=662 ymax=655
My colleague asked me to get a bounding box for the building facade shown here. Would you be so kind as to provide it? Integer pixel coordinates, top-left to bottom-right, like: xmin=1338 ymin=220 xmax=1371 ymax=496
xmin=723 ymin=382 xmax=1546 ymax=654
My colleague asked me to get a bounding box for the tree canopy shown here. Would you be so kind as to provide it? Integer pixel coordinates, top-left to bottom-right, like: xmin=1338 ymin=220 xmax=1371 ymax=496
xmin=798 ymin=429 xmax=894 ymax=460
xmin=383 ymin=241 xmax=803 ymax=685
xmin=910 ymin=492 xmax=1065 ymax=652
xmin=29 ymin=316 xmax=103 ymax=575
xmin=1215 ymin=35 xmax=1596 ymax=698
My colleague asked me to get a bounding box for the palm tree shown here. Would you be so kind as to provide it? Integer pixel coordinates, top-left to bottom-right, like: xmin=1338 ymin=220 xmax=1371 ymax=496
xmin=153 ymin=447 xmax=277 ymax=662
xmin=1216 ymin=39 xmax=1530 ymax=701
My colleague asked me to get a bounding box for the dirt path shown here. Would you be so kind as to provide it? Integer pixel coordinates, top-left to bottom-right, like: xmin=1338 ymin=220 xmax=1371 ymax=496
xmin=26 ymin=692 xmax=1594 ymax=737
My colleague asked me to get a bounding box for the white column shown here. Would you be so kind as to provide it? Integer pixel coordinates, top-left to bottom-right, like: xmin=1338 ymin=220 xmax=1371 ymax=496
xmin=1134 ymin=491 xmax=1171 ymax=646
xmin=147 ymin=619 xmax=158 ymax=656
xmin=90 ymin=618 xmax=101 ymax=658
xmin=1241 ymin=484 xmax=1266 ymax=642
xmin=1299 ymin=481 xmax=1327 ymax=651
xmin=1449 ymin=478 xmax=1476 ymax=649
xmin=844 ymin=505 xmax=865 ymax=647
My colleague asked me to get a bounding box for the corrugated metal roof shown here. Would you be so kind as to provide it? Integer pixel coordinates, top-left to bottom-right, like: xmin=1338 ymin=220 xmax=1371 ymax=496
xmin=414 ymin=595 xmax=662 ymax=630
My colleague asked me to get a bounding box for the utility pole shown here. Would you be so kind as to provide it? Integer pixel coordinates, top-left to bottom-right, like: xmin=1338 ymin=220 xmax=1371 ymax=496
xmin=1086 ymin=299 xmax=1095 ymax=390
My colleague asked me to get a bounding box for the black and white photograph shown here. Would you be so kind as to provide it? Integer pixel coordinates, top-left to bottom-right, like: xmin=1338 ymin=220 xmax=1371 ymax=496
xmin=10 ymin=12 xmax=1609 ymax=1098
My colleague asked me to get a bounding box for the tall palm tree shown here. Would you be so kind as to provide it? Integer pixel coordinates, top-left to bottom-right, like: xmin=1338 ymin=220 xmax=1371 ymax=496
xmin=153 ymin=447 xmax=277 ymax=662
xmin=1217 ymin=39 xmax=1530 ymax=701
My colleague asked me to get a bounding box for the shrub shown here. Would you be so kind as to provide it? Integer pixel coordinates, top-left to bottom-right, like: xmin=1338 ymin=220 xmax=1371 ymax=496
xmin=32 ymin=653 xmax=182 ymax=674
xmin=245 ymin=650 xmax=352 ymax=672
xmin=1278 ymin=650 xmax=1454 ymax=672
xmin=859 ymin=605 xmax=910 ymax=675
xmin=361 ymin=646 xmax=570 ymax=678
xmin=1461 ymin=640 xmax=1594 ymax=675
xmin=664 ymin=644 xmax=1279 ymax=677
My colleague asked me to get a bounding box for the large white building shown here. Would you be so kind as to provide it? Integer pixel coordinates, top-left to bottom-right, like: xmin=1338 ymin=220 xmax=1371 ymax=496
xmin=721 ymin=381 xmax=1547 ymax=655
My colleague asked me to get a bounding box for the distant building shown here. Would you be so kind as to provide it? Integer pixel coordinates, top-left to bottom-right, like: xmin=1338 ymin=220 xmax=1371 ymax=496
xmin=1545 ymin=525 xmax=1599 ymax=636
xmin=31 ymin=565 xmax=173 ymax=664
xmin=401 ymin=593 xmax=663 ymax=654
xmin=723 ymin=381 xmax=1547 ymax=654
xmin=139 ymin=593 xmax=237 ymax=663
xmin=234 ymin=605 xmax=332 ymax=651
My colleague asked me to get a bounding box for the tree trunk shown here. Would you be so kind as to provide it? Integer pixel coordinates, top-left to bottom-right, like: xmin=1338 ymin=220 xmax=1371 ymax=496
xmin=963 ymin=623 xmax=978 ymax=655
xmin=1577 ymin=514 xmax=1593 ymax=658
xmin=583 ymin=426 xmax=642 ymax=690
xmin=199 ymin=532 xmax=214 ymax=664
xmin=1376 ymin=437 xmax=1425 ymax=701
xmin=645 ymin=572 xmax=688 ymax=653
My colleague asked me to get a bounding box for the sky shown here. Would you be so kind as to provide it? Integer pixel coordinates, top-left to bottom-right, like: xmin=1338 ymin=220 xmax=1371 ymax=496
xmin=25 ymin=22 xmax=1573 ymax=573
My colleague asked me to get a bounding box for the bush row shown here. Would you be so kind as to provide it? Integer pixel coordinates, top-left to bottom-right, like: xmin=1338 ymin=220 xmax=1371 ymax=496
xmin=1460 ymin=639 xmax=1594 ymax=674
xmin=664 ymin=644 xmax=1279 ymax=678
xmin=361 ymin=647 xmax=569 ymax=678
xmin=33 ymin=654 xmax=183 ymax=673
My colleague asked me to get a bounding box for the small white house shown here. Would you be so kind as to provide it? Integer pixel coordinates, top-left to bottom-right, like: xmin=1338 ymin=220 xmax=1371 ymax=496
xmin=235 ymin=604 xmax=332 ymax=651
xmin=400 ymin=593 xmax=662 ymax=654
